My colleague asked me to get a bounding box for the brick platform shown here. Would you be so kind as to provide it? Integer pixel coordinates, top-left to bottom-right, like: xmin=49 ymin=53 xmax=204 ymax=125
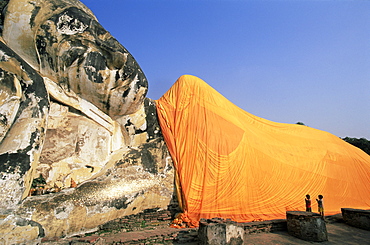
xmin=341 ymin=208 xmax=370 ymax=231
xmin=286 ymin=211 xmax=328 ymax=242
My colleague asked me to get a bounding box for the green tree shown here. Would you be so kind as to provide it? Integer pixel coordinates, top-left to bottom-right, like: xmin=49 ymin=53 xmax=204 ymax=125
xmin=342 ymin=137 xmax=370 ymax=155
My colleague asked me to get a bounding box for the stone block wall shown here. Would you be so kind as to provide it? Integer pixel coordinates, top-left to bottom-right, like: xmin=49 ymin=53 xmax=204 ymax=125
xmin=286 ymin=211 xmax=328 ymax=242
xmin=99 ymin=206 xmax=177 ymax=232
xmin=242 ymin=219 xmax=287 ymax=234
xmin=97 ymin=206 xmax=199 ymax=244
xmin=341 ymin=208 xmax=370 ymax=231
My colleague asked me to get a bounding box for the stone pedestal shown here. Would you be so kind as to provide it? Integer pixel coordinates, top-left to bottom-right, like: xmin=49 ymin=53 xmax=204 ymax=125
xmin=286 ymin=211 xmax=328 ymax=242
xmin=198 ymin=218 xmax=244 ymax=245
xmin=342 ymin=208 xmax=370 ymax=231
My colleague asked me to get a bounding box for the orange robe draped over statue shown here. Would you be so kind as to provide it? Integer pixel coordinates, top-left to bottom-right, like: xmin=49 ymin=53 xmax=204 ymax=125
xmin=156 ymin=75 xmax=370 ymax=226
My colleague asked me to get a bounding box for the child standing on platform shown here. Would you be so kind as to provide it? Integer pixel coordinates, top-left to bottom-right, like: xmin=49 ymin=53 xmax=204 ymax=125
xmin=305 ymin=194 xmax=312 ymax=212
xmin=316 ymin=195 xmax=324 ymax=217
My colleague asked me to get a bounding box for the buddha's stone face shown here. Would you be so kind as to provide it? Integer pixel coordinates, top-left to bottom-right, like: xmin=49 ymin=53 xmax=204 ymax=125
xmin=36 ymin=7 xmax=148 ymax=117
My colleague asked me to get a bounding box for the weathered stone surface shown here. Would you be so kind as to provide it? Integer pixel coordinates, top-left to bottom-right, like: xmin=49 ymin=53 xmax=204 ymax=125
xmin=12 ymin=126 xmax=174 ymax=239
xmin=4 ymin=0 xmax=147 ymax=117
xmin=342 ymin=208 xmax=370 ymax=231
xmin=198 ymin=218 xmax=244 ymax=245
xmin=199 ymin=219 xmax=227 ymax=245
xmin=0 ymin=215 xmax=41 ymax=245
xmin=197 ymin=217 xmax=288 ymax=245
xmin=0 ymin=0 xmax=175 ymax=243
xmin=0 ymin=39 xmax=49 ymax=211
xmin=37 ymin=101 xmax=125 ymax=189
xmin=286 ymin=211 xmax=328 ymax=242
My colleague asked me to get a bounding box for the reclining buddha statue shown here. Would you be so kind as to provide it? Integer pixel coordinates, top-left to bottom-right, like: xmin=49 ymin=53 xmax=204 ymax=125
xmin=0 ymin=0 xmax=175 ymax=243
xmin=0 ymin=0 xmax=369 ymax=243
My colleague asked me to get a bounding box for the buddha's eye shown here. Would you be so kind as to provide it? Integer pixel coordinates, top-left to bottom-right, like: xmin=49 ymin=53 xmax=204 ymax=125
xmin=83 ymin=52 xmax=107 ymax=83
xmin=62 ymin=46 xmax=86 ymax=68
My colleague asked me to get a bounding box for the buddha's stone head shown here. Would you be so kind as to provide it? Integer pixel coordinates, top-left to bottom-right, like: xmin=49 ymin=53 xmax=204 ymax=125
xmin=3 ymin=0 xmax=148 ymax=117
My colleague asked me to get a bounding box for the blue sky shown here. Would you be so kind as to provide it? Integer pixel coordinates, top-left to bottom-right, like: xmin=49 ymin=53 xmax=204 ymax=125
xmin=81 ymin=0 xmax=369 ymax=139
